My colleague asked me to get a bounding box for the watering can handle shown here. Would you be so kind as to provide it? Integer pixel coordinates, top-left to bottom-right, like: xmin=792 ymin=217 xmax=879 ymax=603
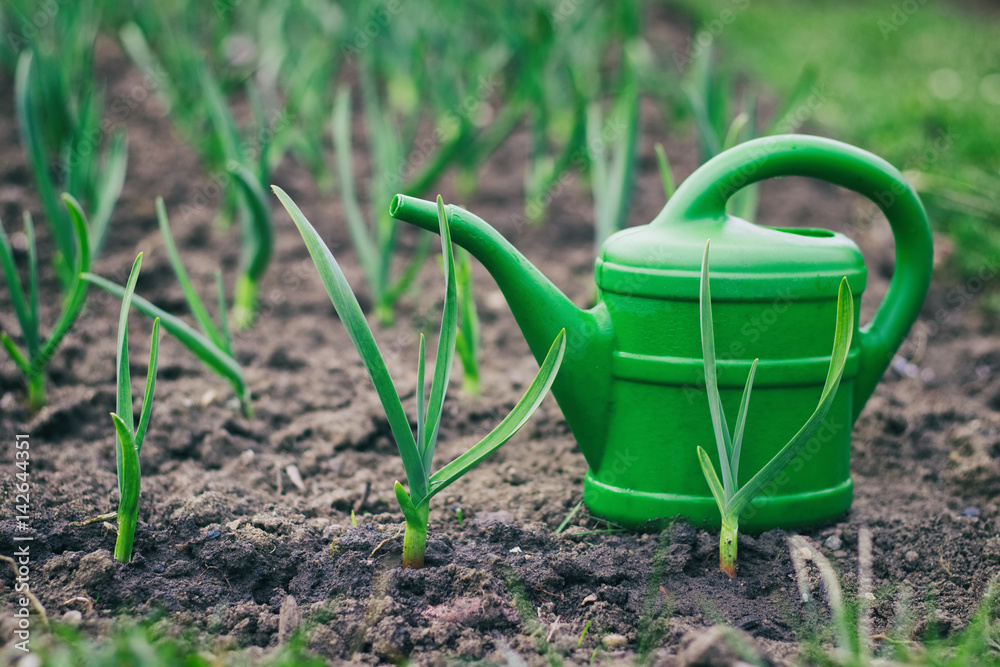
xmin=665 ymin=134 xmax=933 ymax=421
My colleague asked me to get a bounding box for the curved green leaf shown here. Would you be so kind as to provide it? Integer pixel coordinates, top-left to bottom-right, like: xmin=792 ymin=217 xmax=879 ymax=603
xmin=425 ymin=329 xmax=566 ymax=503
xmin=83 ymin=273 xmax=247 ymax=402
xmin=727 ymin=278 xmax=854 ymax=516
xmin=273 ymin=186 xmax=425 ymax=500
xmin=111 ymin=412 xmax=140 ymax=521
xmin=134 ymin=318 xmax=160 ymax=454
xmin=230 ymin=162 xmax=274 ymax=282
xmin=697 ymin=446 xmax=727 ymax=515
xmin=116 ymin=254 xmax=144 ymax=440
xmin=730 ymin=358 xmax=758 ymax=486
xmin=155 ymin=197 xmax=222 ymax=349
xmin=421 ymin=197 xmax=458 ymax=477
xmin=700 ymin=240 xmax=735 ymax=500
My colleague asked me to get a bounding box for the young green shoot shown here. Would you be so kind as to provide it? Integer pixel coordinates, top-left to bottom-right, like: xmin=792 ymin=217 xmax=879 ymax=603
xmin=84 ymin=198 xmax=251 ymax=417
xmin=589 ymin=63 xmax=640 ymax=253
xmin=110 ymin=253 xmax=161 ymax=564
xmin=330 ymin=86 xmax=432 ymax=327
xmin=454 ymin=249 xmax=481 ymax=395
xmin=654 ymin=143 xmax=675 ymax=203
xmin=200 ymin=67 xmax=275 ymax=330
xmin=274 ymin=188 xmax=566 ymax=568
xmin=680 ymin=38 xmax=817 ymax=221
xmin=697 ymin=240 xmax=853 ymax=577
xmin=15 ymin=50 xmax=127 ymax=274
xmin=0 ymin=195 xmax=91 ymax=412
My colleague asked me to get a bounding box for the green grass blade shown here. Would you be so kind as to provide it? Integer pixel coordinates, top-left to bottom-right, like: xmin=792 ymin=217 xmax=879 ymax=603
xmin=331 ymin=87 xmax=380 ymax=290
xmin=383 ymin=232 xmax=433 ymax=305
xmin=421 ymin=197 xmax=459 ymax=478
xmin=200 ymin=66 xmax=243 ymax=165
xmin=425 ymin=329 xmax=566 ymax=503
xmin=24 ymin=212 xmax=39 ymax=356
xmin=155 ymin=197 xmax=223 ymax=349
xmin=0 ymin=213 xmax=35 ymax=356
xmin=700 ymin=241 xmax=734 ymax=500
xmin=727 ymin=279 xmax=854 ymax=516
xmin=229 ymin=162 xmax=274 ymax=282
xmin=1 ymin=334 xmax=30 ymax=374
xmin=110 ymin=411 xmax=140 ymax=563
xmin=682 ymin=43 xmax=723 ymax=161
xmin=604 ymin=75 xmax=640 ymax=240
xmin=117 ymin=254 xmax=143 ymax=438
xmin=214 ymin=270 xmax=233 ymax=356
xmin=697 ymin=446 xmax=727 ymax=514
xmin=416 ymin=334 xmax=426 ymax=464
xmin=89 ymin=129 xmax=128 ymax=257
xmin=83 ymin=273 xmax=247 ymax=402
xmin=722 ymin=111 xmax=750 ymax=151
xmin=455 ymin=249 xmax=480 ymax=395
xmin=588 ymin=104 xmax=610 ymax=243
xmin=245 ymin=79 xmax=271 ymax=182
xmin=134 ymin=318 xmax=160 ymax=454
xmin=730 ymin=358 xmax=758 ymax=487
xmin=765 ymin=66 xmax=818 ymax=136
xmin=32 ymin=196 xmax=92 ymax=376
xmin=394 ymin=481 xmax=420 ymax=526
xmin=654 ymin=143 xmax=675 ymax=202
xmin=118 ymin=23 xmax=178 ymax=115
xmin=273 ymin=186 xmax=426 ymax=500
xmin=15 ymin=51 xmax=72 ymax=285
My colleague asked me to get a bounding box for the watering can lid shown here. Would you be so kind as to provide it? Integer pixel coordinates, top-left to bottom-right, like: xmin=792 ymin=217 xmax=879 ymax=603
xmin=595 ymin=215 xmax=867 ymax=301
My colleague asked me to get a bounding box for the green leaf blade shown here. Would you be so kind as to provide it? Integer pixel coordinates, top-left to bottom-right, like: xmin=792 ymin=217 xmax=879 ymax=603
xmin=697 ymin=446 xmax=728 ymax=516
xmin=83 ymin=273 xmax=248 ymax=403
xmin=156 ymin=197 xmax=222 ymax=348
xmin=426 ymin=329 xmax=566 ymax=503
xmin=0 ymin=213 xmax=35 ymax=356
xmin=421 ymin=197 xmax=459 ymax=478
xmin=273 ymin=186 xmax=426 ymax=500
xmin=730 ymin=358 xmax=759 ymax=487
xmin=134 ymin=318 xmax=160 ymax=454
xmin=116 ymin=254 xmax=143 ymax=439
xmin=727 ymin=279 xmax=855 ymax=517
xmin=700 ymin=240 xmax=735 ymax=500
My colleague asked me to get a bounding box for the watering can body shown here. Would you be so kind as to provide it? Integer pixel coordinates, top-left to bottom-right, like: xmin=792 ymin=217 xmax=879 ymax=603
xmin=392 ymin=135 xmax=933 ymax=530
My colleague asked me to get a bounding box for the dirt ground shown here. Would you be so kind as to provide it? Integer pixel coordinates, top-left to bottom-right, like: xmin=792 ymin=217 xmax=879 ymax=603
xmin=1 ymin=14 xmax=999 ymax=667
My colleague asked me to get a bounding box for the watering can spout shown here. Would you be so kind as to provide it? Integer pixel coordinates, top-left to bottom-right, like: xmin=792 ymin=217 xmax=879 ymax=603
xmin=390 ymin=194 xmax=614 ymax=470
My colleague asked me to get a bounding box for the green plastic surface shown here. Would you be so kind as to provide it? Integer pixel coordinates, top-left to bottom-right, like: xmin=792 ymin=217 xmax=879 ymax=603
xmin=391 ymin=134 xmax=932 ymax=530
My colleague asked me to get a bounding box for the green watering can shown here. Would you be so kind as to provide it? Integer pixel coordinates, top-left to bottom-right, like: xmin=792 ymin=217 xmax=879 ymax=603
xmin=391 ymin=134 xmax=933 ymax=530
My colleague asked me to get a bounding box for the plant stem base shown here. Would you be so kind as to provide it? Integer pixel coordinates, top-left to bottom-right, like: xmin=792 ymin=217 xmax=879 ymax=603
xmin=27 ymin=373 xmax=45 ymax=413
xmin=720 ymin=522 xmax=738 ymax=578
xmin=402 ymin=505 xmax=430 ymax=569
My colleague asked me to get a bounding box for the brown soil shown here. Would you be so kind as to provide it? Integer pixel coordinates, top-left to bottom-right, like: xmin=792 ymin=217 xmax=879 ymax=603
xmin=1 ymin=14 xmax=999 ymax=667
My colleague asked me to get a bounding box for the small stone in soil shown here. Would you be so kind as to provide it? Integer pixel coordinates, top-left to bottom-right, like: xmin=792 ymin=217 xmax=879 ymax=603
xmin=823 ymin=534 xmax=842 ymax=550
xmin=905 ymin=550 xmax=919 ymax=563
xmin=960 ymin=506 xmax=981 ymax=518
xmin=602 ymin=634 xmax=627 ymax=650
